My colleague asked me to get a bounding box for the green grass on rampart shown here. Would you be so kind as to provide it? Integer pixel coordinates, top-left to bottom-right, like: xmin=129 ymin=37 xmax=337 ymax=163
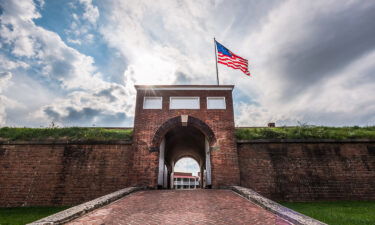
xmin=0 ymin=206 xmax=69 ymax=225
xmin=235 ymin=126 xmax=375 ymax=140
xmin=280 ymin=201 xmax=375 ymax=225
xmin=1 ymin=126 xmax=374 ymax=141
xmin=0 ymin=127 xmax=132 ymax=141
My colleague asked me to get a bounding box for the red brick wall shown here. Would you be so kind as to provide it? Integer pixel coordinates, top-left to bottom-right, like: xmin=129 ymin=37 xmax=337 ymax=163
xmin=131 ymin=88 xmax=240 ymax=188
xmin=238 ymin=141 xmax=375 ymax=201
xmin=1 ymin=140 xmax=374 ymax=206
xmin=0 ymin=142 xmax=132 ymax=207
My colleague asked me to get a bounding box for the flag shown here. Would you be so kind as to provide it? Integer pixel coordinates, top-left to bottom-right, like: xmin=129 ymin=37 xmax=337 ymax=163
xmin=215 ymin=40 xmax=251 ymax=76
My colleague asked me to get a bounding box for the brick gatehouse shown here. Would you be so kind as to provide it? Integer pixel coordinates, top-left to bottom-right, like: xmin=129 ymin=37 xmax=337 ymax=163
xmin=130 ymin=85 xmax=240 ymax=188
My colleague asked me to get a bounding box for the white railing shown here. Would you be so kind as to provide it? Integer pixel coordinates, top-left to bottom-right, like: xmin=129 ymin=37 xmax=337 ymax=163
xmin=174 ymin=181 xmax=199 ymax=185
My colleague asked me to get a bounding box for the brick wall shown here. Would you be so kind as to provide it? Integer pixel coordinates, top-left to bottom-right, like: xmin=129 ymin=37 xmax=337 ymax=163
xmin=0 ymin=142 xmax=133 ymax=207
xmin=1 ymin=139 xmax=375 ymax=206
xmin=238 ymin=140 xmax=375 ymax=201
xmin=131 ymin=87 xmax=240 ymax=188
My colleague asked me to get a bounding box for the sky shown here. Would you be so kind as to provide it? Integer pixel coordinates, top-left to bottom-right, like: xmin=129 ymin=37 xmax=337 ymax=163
xmin=174 ymin=157 xmax=200 ymax=176
xmin=0 ymin=0 xmax=375 ymax=128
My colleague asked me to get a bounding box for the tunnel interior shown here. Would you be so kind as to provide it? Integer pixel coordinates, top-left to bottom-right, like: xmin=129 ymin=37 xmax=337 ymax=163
xmin=159 ymin=125 xmax=209 ymax=189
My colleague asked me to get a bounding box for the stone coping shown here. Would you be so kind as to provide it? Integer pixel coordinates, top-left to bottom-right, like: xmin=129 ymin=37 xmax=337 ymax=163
xmin=230 ymin=186 xmax=327 ymax=225
xmin=237 ymin=139 xmax=375 ymax=144
xmin=28 ymin=187 xmax=143 ymax=225
xmin=0 ymin=140 xmax=132 ymax=145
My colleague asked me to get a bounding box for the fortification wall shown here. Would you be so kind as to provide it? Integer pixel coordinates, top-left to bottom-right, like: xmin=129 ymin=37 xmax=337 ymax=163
xmin=237 ymin=140 xmax=375 ymax=201
xmin=1 ymin=139 xmax=375 ymax=207
xmin=0 ymin=141 xmax=133 ymax=207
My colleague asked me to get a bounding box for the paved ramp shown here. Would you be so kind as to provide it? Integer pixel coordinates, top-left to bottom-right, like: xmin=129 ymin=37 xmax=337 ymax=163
xmin=67 ymin=189 xmax=292 ymax=225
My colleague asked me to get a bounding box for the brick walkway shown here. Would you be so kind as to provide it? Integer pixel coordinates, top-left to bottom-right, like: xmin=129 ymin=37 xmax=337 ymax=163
xmin=67 ymin=189 xmax=292 ymax=225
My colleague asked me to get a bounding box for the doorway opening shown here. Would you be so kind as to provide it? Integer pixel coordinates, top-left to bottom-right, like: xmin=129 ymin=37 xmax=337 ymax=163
xmin=157 ymin=125 xmax=212 ymax=189
xmin=173 ymin=157 xmax=200 ymax=189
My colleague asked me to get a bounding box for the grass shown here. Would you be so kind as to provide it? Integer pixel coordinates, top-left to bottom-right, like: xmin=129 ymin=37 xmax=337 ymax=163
xmin=0 ymin=206 xmax=69 ymax=225
xmin=280 ymin=201 xmax=375 ymax=225
xmin=1 ymin=126 xmax=374 ymax=141
xmin=235 ymin=126 xmax=375 ymax=140
xmin=0 ymin=127 xmax=132 ymax=141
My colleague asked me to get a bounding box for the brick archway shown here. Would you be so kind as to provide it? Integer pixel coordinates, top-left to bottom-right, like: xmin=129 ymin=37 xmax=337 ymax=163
xmin=149 ymin=116 xmax=216 ymax=152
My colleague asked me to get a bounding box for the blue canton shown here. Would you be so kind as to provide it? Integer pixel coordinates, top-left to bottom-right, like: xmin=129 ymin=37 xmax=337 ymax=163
xmin=216 ymin=41 xmax=232 ymax=57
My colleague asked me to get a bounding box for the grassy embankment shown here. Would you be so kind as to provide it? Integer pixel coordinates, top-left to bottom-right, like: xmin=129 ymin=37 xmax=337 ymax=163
xmin=235 ymin=126 xmax=375 ymax=140
xmin=0 ymin=127 xmax=132 ymax=141
xmin=280 ymin=201 xmax=375 ymax=225
xmin=0 ymin=206 xmax=69 ymax=225
xmin=1 ymin=126 xmax=374 ymax=141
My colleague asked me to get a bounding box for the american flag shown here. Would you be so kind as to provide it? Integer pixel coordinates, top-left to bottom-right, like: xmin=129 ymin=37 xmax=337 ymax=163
xmin=215 ymin=40 xmax=250 ymax=76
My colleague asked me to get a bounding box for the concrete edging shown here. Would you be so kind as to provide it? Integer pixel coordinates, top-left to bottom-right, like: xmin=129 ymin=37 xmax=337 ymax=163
xmin=230 ymin=186 xmax=327 ymax=225
xmin=28 ymin=186 xmax=143 ymax=225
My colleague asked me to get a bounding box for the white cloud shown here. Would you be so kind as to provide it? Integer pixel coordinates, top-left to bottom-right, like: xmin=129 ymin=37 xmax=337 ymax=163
xmin=79 ymin=0 xmax=99 ymax=24
xmin=0 ymin=72 xmax=13 ymax=125
xmin=0 ymin=54 xmax=29 ymax=70
xmin=234 ymin=0 xmax=375 ymax=126
xmin=99 ymin=0 xmax=216 ymax=86
xmin=0 ymin=0 xmax=135 ymax=126
xmin=0 ymin=0 xmax=374 ymax=127
xmin=64 ymin=0 xmax=99 ymax=45
xmin=0 ymin=0 xmax=104 ymax=90
xmin=34 ymin=84 xmax=133 ymax=126
xmin=174 ymin=157 xmax=200 ymax=175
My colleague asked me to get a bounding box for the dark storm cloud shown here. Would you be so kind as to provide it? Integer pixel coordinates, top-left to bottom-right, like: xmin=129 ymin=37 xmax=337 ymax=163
xmin=273 ymin=2 xmax=375 ymax=100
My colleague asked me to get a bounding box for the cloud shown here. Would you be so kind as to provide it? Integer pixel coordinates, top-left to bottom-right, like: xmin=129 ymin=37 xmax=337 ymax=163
xmin=0 ymin=0 xmax=103 ymax=90
xmin=0 ymin=0 xmax=136 ymax=127
xmin=98 ymin=0 xmax=216 ymax=87
xmin=174 ymin=157 xmax=200 ymax=175
xmin=65 ymin=0 xmax=99 ymax=45
xmin=0 ymin=54 xmax=29 ymax=70
xmin=0 ymin=71 xmax=12 ymax=91
xmin=0 ymin=72 xmax=13 ymax=125
xmin=79 ymin=0 xmax=99 ymax=24
xmin=0 ymin=0 xmax=374 ymax=127
xmin=234 ymin=0 xmax=375 ymax=126
xmin=36 ymin=84 xmax=133 ymax=126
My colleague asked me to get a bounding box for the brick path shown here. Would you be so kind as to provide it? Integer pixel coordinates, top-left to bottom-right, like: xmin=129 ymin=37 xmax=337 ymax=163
xmin=67 ymin=189 xmax=292 ymax=225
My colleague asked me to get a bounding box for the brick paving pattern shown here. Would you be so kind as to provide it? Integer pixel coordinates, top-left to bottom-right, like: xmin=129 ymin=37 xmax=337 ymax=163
xmin=67 ymin=189 xmax=292 ymax=225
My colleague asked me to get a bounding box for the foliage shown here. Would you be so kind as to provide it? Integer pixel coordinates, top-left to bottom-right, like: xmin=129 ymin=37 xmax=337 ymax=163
xmin=0 ymin=206 xmax=69 ymax=225
xmin=0 ymin=127 xmax=132 ymax=141
xmin=235 ymin=126 xmax=375 ymax=140
xmin=1 ymin=126 xmax=374 ymax=141
xmin=280 ymin=201 xmax=375 ymax=225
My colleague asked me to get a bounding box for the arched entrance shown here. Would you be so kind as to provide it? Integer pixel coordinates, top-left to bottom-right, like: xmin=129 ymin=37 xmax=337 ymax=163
xmin=154 ymin=116 xmax=215 ymax=189
xmin=173 ymin=157 xmax=200 ymax=189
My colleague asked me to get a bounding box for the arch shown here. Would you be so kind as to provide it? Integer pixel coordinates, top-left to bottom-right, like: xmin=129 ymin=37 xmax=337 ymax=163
xmin=174 ymin=157 xmax=200 ymax=173
xmin=150 ymin=115 xmax=216 ymax=152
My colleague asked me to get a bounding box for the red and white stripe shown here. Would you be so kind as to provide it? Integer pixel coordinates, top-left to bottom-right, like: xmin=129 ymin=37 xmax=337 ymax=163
xmin=217 ymin=52 xmax=251 ymax=76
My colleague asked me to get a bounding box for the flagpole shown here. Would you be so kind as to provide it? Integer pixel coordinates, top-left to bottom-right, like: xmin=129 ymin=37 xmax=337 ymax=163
xmin=214 ymin=37 xmax=220 ymax=85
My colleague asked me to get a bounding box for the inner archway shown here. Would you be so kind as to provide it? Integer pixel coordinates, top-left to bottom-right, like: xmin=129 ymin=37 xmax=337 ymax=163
xmin=173 ymin=157 xmax=200 ymax=189
xmin=157 ymin=125 xmax=212 ymax=189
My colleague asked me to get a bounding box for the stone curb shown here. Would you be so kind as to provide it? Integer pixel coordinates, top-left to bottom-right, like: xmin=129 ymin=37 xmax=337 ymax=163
xmin=28 ymin=186 xmax=143 ymax=225
xmin=229 ymin=186 xmax=327 ymax=225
